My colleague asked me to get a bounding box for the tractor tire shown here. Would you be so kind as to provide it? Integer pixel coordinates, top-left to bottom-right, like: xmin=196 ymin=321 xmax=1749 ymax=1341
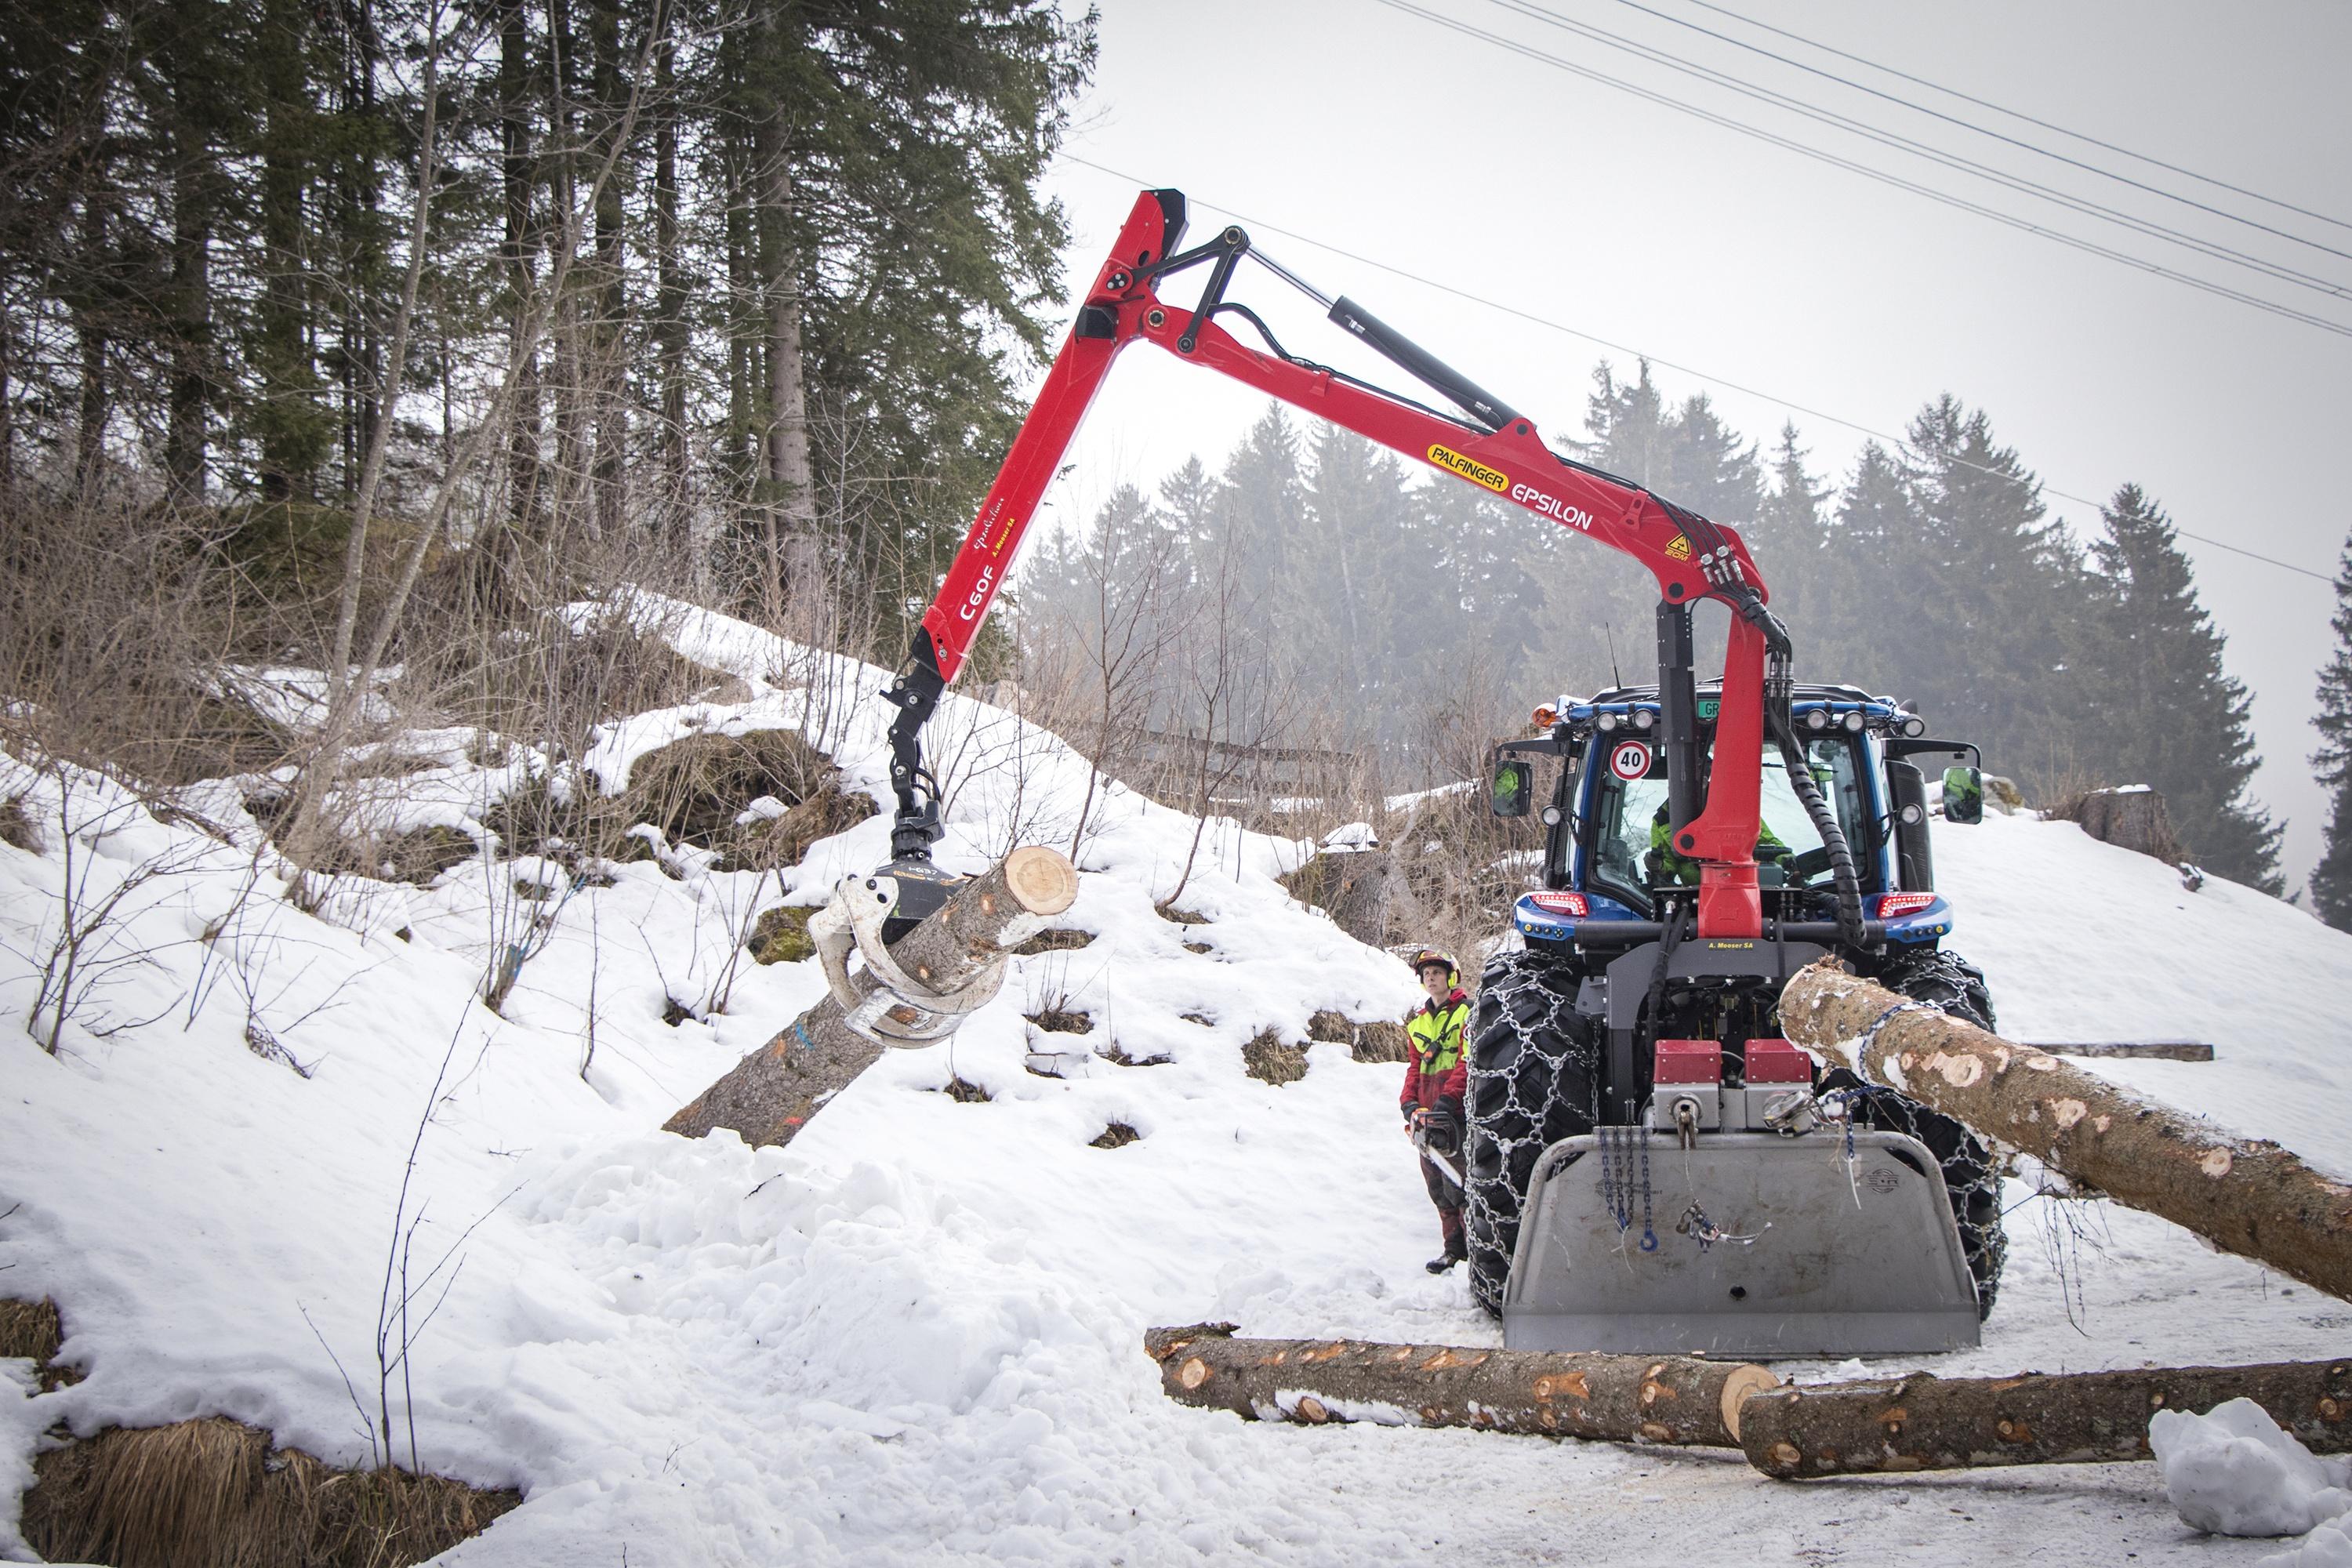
xmin=1462 ymin=949 xmax=1600 ymax=1317
xmin=1823 ymin=946 xmax=2009 ymax=1320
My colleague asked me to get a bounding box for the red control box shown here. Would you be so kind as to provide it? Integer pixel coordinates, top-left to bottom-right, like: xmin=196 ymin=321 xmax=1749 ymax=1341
xmin=1744 ymin=1038 xmax=1813 ymax=1084
xmin=1653 ymin=1038 xmax=1722 ymax=1084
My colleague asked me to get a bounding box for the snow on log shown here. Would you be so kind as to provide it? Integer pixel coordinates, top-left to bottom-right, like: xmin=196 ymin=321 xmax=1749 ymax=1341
xmin=1740 ymin=1359 xmax=2352 ymax=1477
xmin=664 ymin=846 xmax=1077 ymax=1148
xmin=1780 ymin=960 xmax=2352 ymax=1303
xmin=1143 ymin=1323 xmax=1777 ymax=1448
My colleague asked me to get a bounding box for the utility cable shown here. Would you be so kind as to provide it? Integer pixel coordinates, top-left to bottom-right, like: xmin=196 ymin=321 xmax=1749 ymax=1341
xmin=1489 ymin=0 xmax=2352 ymax=298
xmin=1680 ymin=0 xmax=2352 ymax=238
xmin=1367 ymin=0 xmax=2352 ymax=339
xmin=1054 ymin=151 xmax=2335 ymax=586
xmin=1599 ymin=0 xmax=2352 ymax=265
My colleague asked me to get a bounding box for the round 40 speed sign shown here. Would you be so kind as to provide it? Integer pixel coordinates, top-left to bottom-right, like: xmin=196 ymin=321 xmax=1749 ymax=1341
xmin=1608 ymin=739 xmax=1652 ymax=782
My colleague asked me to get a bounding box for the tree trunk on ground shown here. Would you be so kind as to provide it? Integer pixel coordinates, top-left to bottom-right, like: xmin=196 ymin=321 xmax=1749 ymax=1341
xmin=1740 ymin=1359 xmax=2352 ymax=1478
xmin=2075 ymin=786 xmax=2182 ymax=862
xmin=665 ymin=848 xmax=1077 ymax=1148
xmin=1143 ymin=1324 xmax=1777 ymax=1448
xmin=1280 ymin=849 xmax=1398 ymax=948
xmin=1780 ymin=960 xmax=2352 ymax=1302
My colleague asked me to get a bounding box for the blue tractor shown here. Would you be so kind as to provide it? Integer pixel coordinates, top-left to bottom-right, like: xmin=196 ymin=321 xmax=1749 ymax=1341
xmin=1472 ymin=681 xmax=2004 ymax=1358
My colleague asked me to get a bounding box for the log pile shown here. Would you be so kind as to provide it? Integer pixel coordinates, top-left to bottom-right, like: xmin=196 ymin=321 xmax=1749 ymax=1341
xmin=1143 ymin=1324 xmax=1777 ymax=1447
xmin=665 ymin=846 xmax=1076 ymax=1149
xmin=1780 ymin=960 xmax=2352 ymax=1303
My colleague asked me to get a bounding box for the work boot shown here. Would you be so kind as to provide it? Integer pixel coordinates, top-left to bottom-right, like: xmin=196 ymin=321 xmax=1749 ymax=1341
xmin=1424 ymin=1254 xmax=1458 ymax=1275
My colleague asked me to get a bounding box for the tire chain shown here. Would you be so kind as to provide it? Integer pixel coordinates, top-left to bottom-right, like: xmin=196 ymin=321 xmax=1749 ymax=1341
xmin=1462 ymin=950 xmax=1601 ymax=1316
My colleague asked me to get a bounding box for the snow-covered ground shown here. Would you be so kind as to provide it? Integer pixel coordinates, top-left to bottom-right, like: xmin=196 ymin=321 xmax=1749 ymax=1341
xmin=4 ymin=598 xmax=2351 ymax=1565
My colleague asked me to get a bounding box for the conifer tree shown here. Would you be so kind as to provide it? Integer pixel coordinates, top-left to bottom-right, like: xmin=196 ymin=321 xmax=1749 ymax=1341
xmin=2312 ymin=530 xmax=2352 ymax=927
xmin=2078 ymin=485 xmax=2280 ymax=891
xmin=1893 ymin=397 xmax=2082 ymax=775
xmin=1745 ymin=423 xmax=1831 ymax=646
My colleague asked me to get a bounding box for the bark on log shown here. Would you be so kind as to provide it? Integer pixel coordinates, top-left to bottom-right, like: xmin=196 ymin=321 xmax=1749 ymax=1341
xmin=1741 ymin=1359 xmax=2352 ymax=1477
xmin=1780 ymin=960 xmax=2352 ymax=1302
xmin=1143 ymin=1323 xmax=1778 ymax=1447
xmin=664 ymin=846 xmax=1076 ymax=1148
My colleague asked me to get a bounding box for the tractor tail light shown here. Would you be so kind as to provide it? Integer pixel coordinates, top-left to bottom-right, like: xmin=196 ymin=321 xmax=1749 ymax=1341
xmin=1875 ymin=892 xmax=1938 ymax=918
xmin=1529 ymin=891 xmax=1588 ymax=917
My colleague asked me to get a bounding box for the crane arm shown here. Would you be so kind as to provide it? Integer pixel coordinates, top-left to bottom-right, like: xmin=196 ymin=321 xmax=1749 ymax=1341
xmin=882 ymin=187 xmax=1811 ymax=941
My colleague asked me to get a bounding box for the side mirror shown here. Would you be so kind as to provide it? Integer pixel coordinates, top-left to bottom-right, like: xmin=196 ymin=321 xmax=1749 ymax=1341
xmin=1941 ymin=764 xmax=1984 ymax=825
xmin=1491 ymin=757 xmax=1534 ymax=818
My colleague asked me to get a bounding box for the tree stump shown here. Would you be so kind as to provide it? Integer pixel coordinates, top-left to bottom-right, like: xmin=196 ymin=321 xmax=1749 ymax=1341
xmin=1145 ymin=1323 xmax=1777 ymax=1447
xmin=1741 ymin=1359 xmax=2352 ymax=1477
xmin=1780 ymin=960 xmax=2352 ymax=1302
xmin=664 ymin=847 xmax=1077 ymax=1149
xmin=2075 ymin=786 xmax=2183 ymax=862
xmin=1279 ymin=848 xmax=1398 ymax=947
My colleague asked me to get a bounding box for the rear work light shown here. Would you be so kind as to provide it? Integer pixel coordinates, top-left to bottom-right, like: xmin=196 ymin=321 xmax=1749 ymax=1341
xmin=1528 ymin=891 xmax=1588 ymax=917
xmin=1875 ymin=892 xmax=1938 ymax=917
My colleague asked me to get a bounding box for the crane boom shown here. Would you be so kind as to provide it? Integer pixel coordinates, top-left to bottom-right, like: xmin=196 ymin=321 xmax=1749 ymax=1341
xmin=880 ymin=187 xmax=1832 ymax=943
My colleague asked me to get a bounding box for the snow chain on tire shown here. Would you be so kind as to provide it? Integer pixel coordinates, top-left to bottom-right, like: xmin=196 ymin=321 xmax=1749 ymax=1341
xmin=1463 ymin=950 xmax=1599 ymax=1316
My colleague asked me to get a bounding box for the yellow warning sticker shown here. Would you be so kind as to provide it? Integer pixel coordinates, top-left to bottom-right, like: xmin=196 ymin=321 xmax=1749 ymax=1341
xmin=1664 ymin=534 xmax=1692 ymax=561
xmin=1428 ymin=444 xmax=1508 ymax=494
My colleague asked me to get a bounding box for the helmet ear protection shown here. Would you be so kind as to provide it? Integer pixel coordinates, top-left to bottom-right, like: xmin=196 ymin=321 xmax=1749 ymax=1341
xmin=1410 ymin=947 xmax=1461 ymax=987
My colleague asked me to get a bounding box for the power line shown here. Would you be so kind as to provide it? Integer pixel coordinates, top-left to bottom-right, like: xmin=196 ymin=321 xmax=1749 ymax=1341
xmin=1484 ymin=0 xmax=2352 ymax=303
xmin=1430 ymin=0 xmax=2352 ymax=321
xmin=1602 ymin=0 xmax=2352 ymax=267
xmin=1053 ymin=151 xmax=2334 ymax=586
xmin=1384 ymin=0 xmax=2352 ymax=334
xmin=1681 ymin=0 xmax=2352 ymax=240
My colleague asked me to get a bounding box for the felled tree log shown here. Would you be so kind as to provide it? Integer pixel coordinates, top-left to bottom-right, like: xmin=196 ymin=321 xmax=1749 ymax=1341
xmin=664 ymin=846 xmax=1076 ymax=1148
xmin=1781 ymin=961 xmax=2352 ymax=1302
xmin=1144 ymin=1323 xmax=1778 ymax=1447
xmin=1742 ymin=1359 xmax=2352 ymax=1477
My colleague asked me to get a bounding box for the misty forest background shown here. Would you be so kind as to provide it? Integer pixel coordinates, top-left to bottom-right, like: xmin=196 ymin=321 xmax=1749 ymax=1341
xmin=7 ymin=0 xmax=2352 ymax=923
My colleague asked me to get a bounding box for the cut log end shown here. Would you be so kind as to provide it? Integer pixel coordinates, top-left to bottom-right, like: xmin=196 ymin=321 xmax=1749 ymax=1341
xmin=1719 ymin=1363 xmax=1780 ymax=1441
xmin=1003 ymin=845 xmax=1079 ymax=915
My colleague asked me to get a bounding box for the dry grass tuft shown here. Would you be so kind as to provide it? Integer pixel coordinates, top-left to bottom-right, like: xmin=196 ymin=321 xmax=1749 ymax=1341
xmin=940 ymin=1076 xmax=992 ymax=1103
xmin=0 ymin=794 xmax=36 ymax=852
xmin=1242 ymin=1029 xmax=1309 ymax=1087
xmin=1010 ymin=927 xmax=1094 ymax=956
xmin=1097 ymin=1043 xmax=1170 ymax=1068
xmin=1152 ymin=904 xmax=1208 ymax=926
xmin=621 ymin=728 xmax=834 ymax=848
xmin=22 ymin=1417 xmax=521 ymax=1568
xmin=0 ymin=1298 xmax=63 ymax=1379
xmin=1089 ymin=1123 xmax=1141 ymax=1149
xmin=720 ymin=781 xmax=876 ymax=872
xmin=1026 ymin=1007 xmax=1091 ymax=1036
xmin=1352 ymin=1019 xmax=1410 ymax=1064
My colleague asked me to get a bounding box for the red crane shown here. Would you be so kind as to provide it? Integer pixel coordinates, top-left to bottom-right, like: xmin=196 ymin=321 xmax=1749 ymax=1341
xmin=880 ymin=187 xmax=1853 ymax=945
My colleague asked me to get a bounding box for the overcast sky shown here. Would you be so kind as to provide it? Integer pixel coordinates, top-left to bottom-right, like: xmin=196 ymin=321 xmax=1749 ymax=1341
xmin=1020 ymin=0 xmax=2351 ymax=887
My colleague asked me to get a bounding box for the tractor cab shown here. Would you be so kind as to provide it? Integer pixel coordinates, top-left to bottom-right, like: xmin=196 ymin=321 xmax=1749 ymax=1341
xmin=1492 ymin=683 xmax=1983 ymax=953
